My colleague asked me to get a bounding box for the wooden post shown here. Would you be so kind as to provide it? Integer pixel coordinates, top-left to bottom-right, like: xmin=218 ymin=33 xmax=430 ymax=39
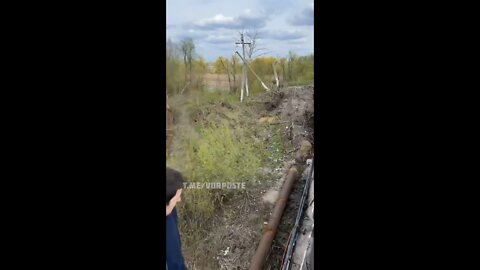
xmin=272 ymin=63 xmax=279 ymax=88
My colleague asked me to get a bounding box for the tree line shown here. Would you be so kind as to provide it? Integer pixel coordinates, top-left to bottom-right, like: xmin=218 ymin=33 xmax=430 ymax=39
xmin=212 ymin=52 xmax=314 ymax=95
xmin=166 ymin=38 xmax=207 ymax=96
xmin=166 ymin=38 xmax=314 ymax=96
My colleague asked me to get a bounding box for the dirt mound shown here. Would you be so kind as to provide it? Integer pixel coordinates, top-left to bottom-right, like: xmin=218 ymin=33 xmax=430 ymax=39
xmin=274 ymin=86 xmax=314 ymax=148
xmin=263 ymin=91 xmax=285 ymax=111
xmin=251 ymin=85 xmax=314 ymax=151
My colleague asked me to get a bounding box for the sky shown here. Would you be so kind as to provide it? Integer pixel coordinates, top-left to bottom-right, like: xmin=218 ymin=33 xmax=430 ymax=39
xmin=166 ymin=0 xmax=314 ymax=62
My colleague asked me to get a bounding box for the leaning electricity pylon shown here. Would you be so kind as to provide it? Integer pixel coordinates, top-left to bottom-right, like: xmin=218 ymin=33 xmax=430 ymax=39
xmin=235 ymin=51 xmax=270 ymax=93
xmin=235 ymin=33 xmax=251 ymax=102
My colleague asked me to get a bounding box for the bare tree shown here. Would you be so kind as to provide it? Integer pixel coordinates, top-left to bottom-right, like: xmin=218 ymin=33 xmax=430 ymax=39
xmin=166 ymin=39 xmax=177 ymax=61
xmin=245 ymin=30 xmax=257 ymax=60
xmin=166 ymin=39 xmax=180 ymax=94
xmin=279 ymin=58 xmax=287 ymax=86
xmin=245 ymin=29 xmax=269 ymax=59
xmin=231 ymin=54 xmax=239 ymax=93
xmin=180 ymin=38 xmax=195 ymax=88
xmin=220 ymin=58 xmax=233 ymax=93
xmin=287 ymin=51 xmax=297 ymax=81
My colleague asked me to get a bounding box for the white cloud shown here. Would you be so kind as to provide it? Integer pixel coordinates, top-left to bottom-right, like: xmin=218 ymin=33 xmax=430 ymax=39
xmin=193 ymin=9 xmax=268 ymax=30
xmin=289 ymin=5 xmax=314 ymax=26
xmin=205 ymin=34 xmax=236 ymax=43
xmin=197 ymin=14 xmax=236 ymax=27
xmin=261 ymin=29 xmax=306 ymax=40
xmin=167 ymin=0 xmax=314 ymax=61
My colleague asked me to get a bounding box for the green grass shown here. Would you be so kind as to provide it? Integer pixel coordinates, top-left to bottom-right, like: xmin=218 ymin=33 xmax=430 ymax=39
xmin=184 ymin=91 xmax=240 ymax=120
xmin=167 ymin=114 xmax=264 ymax=245
xmin=266 ymin=125 xmax=286 ymax=166
xmin=196 ymin=91 xmax=239 ymax=105
xmin=287 ymin=79 xmax=314 ymax=86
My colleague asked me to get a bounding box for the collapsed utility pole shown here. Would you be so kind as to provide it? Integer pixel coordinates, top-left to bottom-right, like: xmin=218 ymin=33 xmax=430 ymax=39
xmin=235 ymin=51 xmax=270 ymax=91
xmin=235 ymin=33 xmax=251 ymax=102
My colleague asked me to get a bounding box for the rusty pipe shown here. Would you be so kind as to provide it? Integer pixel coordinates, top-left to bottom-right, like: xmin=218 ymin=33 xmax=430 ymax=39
xmin=250 ymin=166 xmax=299 ymax=270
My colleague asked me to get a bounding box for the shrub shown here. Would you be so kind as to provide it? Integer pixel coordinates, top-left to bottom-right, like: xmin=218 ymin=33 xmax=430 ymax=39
xmin=167 ymin=122 xmax=263 ymax=244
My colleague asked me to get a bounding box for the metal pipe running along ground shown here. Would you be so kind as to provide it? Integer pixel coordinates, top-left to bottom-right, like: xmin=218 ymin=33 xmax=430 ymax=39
xmin=249 ymin=166 xmax=299 ymax=270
